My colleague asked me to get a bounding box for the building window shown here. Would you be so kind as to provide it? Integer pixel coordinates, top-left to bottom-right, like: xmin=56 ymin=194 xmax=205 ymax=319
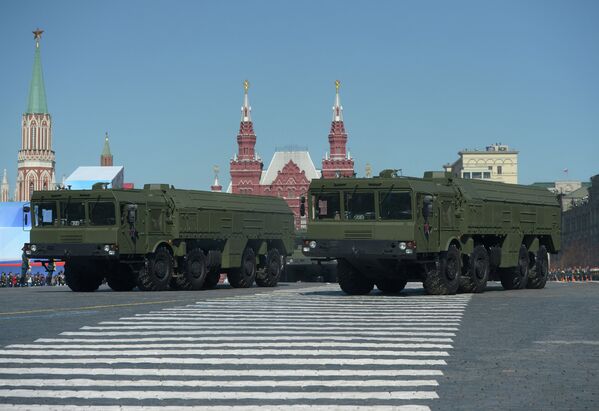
xmin=472 ymin=172 xmax=482 ymax=179
xmin=462 ymin=172 xmax=471 ymax=179
xmin=497 ymin=166 xmax=502 ymax=175
xmin=483 ymin=172 xmax=491 ymax=179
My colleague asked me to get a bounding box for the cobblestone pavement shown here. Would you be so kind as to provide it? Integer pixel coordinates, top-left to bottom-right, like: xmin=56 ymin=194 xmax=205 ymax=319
xmin=0 ymin=281 xmax=597 ymax=410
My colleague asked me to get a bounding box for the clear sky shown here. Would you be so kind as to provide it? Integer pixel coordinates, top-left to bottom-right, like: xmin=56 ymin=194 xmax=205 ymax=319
xmin=0 ymin=0 xmax=597 ymax=191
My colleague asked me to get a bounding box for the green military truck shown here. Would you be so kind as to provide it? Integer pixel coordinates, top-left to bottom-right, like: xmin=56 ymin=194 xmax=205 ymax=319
xmin=301 ymin=171 xmax=561 ymax=295
xmin=23 ymin=184 xmax=295 ymax=292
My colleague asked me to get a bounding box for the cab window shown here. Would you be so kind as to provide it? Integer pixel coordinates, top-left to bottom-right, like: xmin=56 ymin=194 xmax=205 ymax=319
xmin=379 ymin=191 xmax=412 ymax=220
xmin=313 ymin=193 xmax=341 ymax=220
xmin=33 ymin=202 xmax=57 ymax=227
xmin=344 ymin=192 xmax=375 ymax=220
xmin=90 ymin=202 xmax=116 ymax=226
xmin=60 ymin=201 xmax=86 ymax=226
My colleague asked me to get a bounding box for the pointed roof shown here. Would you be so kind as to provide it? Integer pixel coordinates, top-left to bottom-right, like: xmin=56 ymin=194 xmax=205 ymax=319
xmin=26 ymin=28 xmax=48 ymax=114
xmin=260 ymin=150 xmax=321 ymax=185
xmin=102 ymin=132 xmax=112 ymax=157
xmin=332 ymin=80 xmax=343 ymax=121
xmin=241 ymin=79 xmax=252 ymax=122
xmin=2 ymin=169 xmax=7 ymax=185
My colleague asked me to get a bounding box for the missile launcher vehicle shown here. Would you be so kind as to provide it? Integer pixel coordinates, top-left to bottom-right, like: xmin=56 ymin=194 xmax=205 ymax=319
xmin=23 ymin=183 xmax=295 ymax=292
xmin=301 ymin=171 xmax=561 ymax=295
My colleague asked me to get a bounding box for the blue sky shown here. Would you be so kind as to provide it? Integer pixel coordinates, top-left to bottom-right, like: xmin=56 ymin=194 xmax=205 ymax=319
xmin=0 ymin=0 xmax=597 ymax=191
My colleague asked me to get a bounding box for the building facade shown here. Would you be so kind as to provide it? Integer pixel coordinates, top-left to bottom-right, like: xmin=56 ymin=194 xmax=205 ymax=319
xmin=557 ymin=174 xmax=599 ymax=268
xmin=228 ymin=80 xmax=355 ymax=228
xmin=15 ymin=29 xmax=56 ymax=202
xmin=444 ymin=143 xmax=518 ymax=184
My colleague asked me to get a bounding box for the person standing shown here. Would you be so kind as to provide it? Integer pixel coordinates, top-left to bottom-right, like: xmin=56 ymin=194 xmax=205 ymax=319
xmin=42 ymin=258 xmax=56 ymax=286
xmin=20 ymin=248 xmax=30 ymax=287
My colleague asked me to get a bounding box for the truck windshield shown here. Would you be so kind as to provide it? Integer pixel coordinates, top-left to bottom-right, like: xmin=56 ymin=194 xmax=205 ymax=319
xmin=344 ymin=192 xmax=375 ymax=220
xmin=60 ymin=201 xmax=86 ymax=226
xmin=89 ymin=202 xmax=116 ymax=226
xmin=313 ymin=193 xmax=341 ymax=220
xmin=379 ymin=192 xmax=412 ymax=220
xmin=33 ymin=202 xmax=57 ymax=227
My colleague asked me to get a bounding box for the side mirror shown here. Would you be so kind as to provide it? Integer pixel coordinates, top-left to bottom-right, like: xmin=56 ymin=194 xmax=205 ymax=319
xmin=299 ymin=196 xmax=306 ymax=217
xmin=23 ymin=205 xmax=30 ymax=228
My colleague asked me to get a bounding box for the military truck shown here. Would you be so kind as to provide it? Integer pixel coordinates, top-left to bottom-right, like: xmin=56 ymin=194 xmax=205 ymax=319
xmin=301 ymin=171 xmax=561 ymax=295
xmin=23 ymin=184 xmax=295 ymax=292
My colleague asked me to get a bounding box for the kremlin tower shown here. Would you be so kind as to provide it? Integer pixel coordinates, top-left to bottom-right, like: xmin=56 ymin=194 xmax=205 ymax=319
xmin=321 ymin=80 xmax=354 ymax=178
xmin=101 ymin=132 xmax=113 ymax=166
xmin=229 ymin=80 xmax=263 ymax=194
xmin=15 ymin=29 xmax=56 ymax=202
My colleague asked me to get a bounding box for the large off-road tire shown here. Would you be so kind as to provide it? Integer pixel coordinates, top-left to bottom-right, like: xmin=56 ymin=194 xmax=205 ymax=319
xmin=375 ymin=277 xmax=408 ymax=294
xmin=337 ymin=259 xmax=374 ymax=295
xmin=459 ymin=245 xmax=490 ymax=293
xmin=173 ymin=248 xmax=208 ymax=290
xmin=65 ymin=261 xmax=104 ymax=292
xmin=500 ymin=245 xmax=529 ymax=290
xmin=423 ymin=245 xmax=461 ymax=295
xmin=106 ymin=264 xmax=137 ymax=291
xmin=256 ymin=248 xmax=282 ymax=287
xmin=228 ymin=247 xmax=257 ymax=288
xmin=137 ymin=247 xmax=173 ymax=291
xmin=527 ymin=245 xmax=549 ymax=289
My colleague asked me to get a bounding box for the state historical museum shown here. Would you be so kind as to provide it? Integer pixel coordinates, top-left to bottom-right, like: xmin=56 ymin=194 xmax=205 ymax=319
xmin=227 ymin=80 xmax=355 ymax=228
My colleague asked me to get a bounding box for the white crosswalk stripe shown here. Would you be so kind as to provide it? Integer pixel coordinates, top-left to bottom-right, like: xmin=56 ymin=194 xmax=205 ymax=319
xmin=0 ymin=283 xmax=471 ymax=409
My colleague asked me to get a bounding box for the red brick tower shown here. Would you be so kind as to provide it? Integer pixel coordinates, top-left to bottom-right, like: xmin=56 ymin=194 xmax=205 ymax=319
xmin=100 ymin=132 xmax=113 ymax=166
xmin=230 ymin=80 xmax=263 ymax=194
xmin=322 ymin=80 xmax=354 ymax=178
xmin=16 ymin=29 xmax=56 ymax=202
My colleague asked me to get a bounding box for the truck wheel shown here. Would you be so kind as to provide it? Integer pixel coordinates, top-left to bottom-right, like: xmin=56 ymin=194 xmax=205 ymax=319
xmin=423 ymin=245 xmax=460 ymax=295
xmin=256 ymin=248 xmax=282 ymax=287
xmin=202 ymin=269 xmax=221 ymax=289
xmin=500 ymin=245 xmax=529 ymax=290
xmin=376 ymin=277 xmax=407 ymax=294
xmin=107 ymin=264 xmax=137 ymax=291
xmin=137 ymin=247 xmax=173 ymax=291
xmin=459 ymin=245 xmax=489 ymax=293
xmin=228 ymin=247 xmax=256 ymax=288
xmin=527 ymin=246 xmax=549 ymax=289
xmin=337 ymin=259 xmax=374 ymax=295
xmin=174 ymin=248 xmax=208 ymax=290
xmin=65 ymin=261 xmax=103 ymax=292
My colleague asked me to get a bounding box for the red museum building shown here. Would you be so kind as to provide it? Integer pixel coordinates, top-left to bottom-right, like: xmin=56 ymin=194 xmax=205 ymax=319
xmin=225 ymin=80 xmax=355 ymax=228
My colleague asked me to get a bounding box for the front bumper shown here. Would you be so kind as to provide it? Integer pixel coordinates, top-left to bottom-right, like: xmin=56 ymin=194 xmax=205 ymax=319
xmin=302 ymin=239 xmax=417 ymax=260
xmin=24 ymin=243 xmax=119 ymax=259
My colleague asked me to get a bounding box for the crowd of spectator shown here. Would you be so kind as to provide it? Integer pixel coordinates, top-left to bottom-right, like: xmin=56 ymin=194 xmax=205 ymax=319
xmin=549 ymin=266 xmax=597 ymax=282
xmin=0 ymin=270 xmax=66 ymax=287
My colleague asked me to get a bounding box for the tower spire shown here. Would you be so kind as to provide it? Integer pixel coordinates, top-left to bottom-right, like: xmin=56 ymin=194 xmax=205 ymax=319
xmin=1 ymin=169 xmax=9 ymax=202
xmin=241 ymin=79 xmax=252 ymax=121
xmin=27 ymin=28 xmax=48 ymax=114
xmin=16 ymin=29 xmax=55 ymax=201
xmin=101 ymin=132 xmax=113 ymax=166
xmin=333 ymin=80 xmax=343 ymax=121
xmin=230 ymin=80 xmax=263 ymax=195
xmin=322 ymin=80 xmax=354 ymax=179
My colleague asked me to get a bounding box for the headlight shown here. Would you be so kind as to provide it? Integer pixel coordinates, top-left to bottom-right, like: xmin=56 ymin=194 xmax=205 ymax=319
xmin=399 ymin=242 xmax=407 ymax=250
xmin=30 ymin=244 xmax=37 ymax=252
xmin=309 ymin=241 xmax=317 ymax=249
xmin=103 ymin=244 xmax=110 ymax=252
xmin=302 ymin=247 xmax=310 ymax=253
